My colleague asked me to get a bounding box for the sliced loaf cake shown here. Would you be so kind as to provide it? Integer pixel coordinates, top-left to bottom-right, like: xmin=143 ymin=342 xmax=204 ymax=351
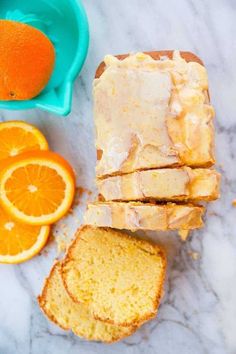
xmin=97 ymin=167 xmax=220 ymax=202
xmin=84 ymin=202 xmax=205 ymax=231
xmin=38 ymin=261 xmax=136 ymax=343
xmin=61 ymin=226 xmax=166 ymax=327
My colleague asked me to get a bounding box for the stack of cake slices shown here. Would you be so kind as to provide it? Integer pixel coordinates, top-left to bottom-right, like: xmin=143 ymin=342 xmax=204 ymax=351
xmin=39 ymin=226 xmax=166 ymax=343
xmin=84 ymin=50 xmax=220 ymax=237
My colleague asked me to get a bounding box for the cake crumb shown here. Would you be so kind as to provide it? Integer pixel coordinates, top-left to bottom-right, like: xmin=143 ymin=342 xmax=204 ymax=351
xmin=208 ymin=211 xmax=218 ymax=216
xmin=178 ymin=229 xmax=190 ymax=241
xmin=188 ymin=251 xmax=200 ymax=260
xmin=57 ymin=237 xmax=67 ymax=253
xmin=232 ymin=200 xmax=236 ymax=207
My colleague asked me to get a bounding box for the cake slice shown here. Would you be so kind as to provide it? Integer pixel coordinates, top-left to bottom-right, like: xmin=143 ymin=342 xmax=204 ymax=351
xmin=84 ymin=201 xmax=205 ymax=231
xmin=97 ymin=167 xmax=220 ymax=202
xmin=94 ymin=50 xmax=215 ymax=178
xmin=38 ymin=261 xmax=136 ymax=343
xmin=61 ymin=226 xmax=166 ymax=327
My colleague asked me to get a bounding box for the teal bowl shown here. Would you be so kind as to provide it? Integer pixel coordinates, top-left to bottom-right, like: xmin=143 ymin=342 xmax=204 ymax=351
xmin=0 ymin=0 xmax=89 ymax=116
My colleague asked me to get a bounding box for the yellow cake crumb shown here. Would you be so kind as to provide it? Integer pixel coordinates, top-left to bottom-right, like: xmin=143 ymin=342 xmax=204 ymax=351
xmin=38 ymin=261 xmax=136 ymax=343
xmin=188 ymin=251 xmax=200 ymax=260
xmin=178 ymin=229 xmax=190 ymax=241
xmin=61 ymin=226 xmax=166 ymax=327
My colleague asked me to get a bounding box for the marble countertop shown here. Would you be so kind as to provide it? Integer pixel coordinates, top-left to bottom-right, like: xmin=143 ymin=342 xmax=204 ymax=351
xmin=0 ymin=0 xmax=236 ymax=353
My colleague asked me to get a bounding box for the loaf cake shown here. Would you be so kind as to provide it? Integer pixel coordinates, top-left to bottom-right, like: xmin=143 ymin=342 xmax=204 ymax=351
xmin=97 ymin=167 xmax=220 ymax=202
xmin=88 ymin=50 xmax=220 ymax=236
xmin=38 ymin=50 xmax=219 ymax=344
xmin=38 ymin=261 xmax=136 ymax=342
xmin=94 ymin=51 xmax=215 ymax=178
xmin=61 ymin=226 xmax=166 ymax=327
xmin=84 ymin=202 xmax=204 ymax=231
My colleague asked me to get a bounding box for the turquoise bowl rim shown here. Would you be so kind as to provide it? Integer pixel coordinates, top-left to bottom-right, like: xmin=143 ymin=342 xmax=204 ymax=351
xmin=0 ymin=0 xmax=89 ymax=116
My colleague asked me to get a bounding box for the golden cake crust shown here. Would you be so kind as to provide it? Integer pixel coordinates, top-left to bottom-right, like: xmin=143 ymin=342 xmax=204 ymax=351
xmin=38 ymin=262 xmax=69 ymax=330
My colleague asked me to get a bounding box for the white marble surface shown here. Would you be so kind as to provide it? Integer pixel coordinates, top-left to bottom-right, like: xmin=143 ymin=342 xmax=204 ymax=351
xmin=0 ymin=0 xmax=236 ymax=353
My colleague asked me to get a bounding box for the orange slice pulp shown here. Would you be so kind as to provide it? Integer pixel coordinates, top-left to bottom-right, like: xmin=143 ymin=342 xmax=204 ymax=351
xmin=0 ymin=205 xmax=50 ymax=264
xmin=0 ymin=151 xmax=76 ymax=225
xmin=0 ymin=120 xmax=48 ymax=160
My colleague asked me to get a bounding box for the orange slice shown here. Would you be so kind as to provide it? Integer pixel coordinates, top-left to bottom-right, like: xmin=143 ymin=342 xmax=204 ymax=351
xmin=0 ymin=151 xmax=76 ymax=225
xmin=0 ymin=205 xmax=50 ymax=264
xmin=0 ymin=120 xmax=48 ymax=160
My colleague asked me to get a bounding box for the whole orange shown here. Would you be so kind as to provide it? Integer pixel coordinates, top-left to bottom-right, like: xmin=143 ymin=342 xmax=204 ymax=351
xmin=0 ymin=20 xmax=55 ymax=100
